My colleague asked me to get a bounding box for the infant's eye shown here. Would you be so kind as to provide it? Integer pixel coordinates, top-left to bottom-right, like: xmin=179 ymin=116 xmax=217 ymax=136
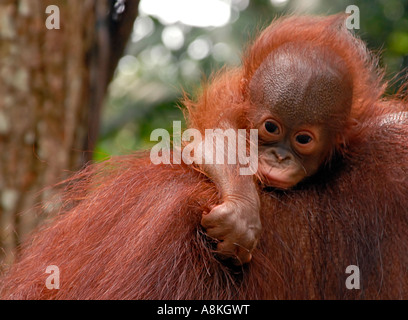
xmin=295 ymin=134 xmax=312 ymax=144
xmin=265 ymin=121 xmax=280 ymax=134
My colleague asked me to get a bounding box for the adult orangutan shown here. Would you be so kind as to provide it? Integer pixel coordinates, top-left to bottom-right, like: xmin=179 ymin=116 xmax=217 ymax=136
xmin=1 ymin=14 xmax=408 ymax=299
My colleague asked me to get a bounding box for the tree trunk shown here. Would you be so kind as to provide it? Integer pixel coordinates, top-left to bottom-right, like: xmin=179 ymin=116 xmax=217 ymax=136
xmin=0 ymin=0 xmax=138 ymax=268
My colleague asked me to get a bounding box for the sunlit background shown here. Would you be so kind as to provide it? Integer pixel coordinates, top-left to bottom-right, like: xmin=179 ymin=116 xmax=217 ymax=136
xmin=95 ymin=0 xmax=408 ymax=159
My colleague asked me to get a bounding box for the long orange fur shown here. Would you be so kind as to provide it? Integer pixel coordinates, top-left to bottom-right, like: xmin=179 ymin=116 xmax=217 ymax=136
xmin=1 ymin=15 xmax=408 ymax=299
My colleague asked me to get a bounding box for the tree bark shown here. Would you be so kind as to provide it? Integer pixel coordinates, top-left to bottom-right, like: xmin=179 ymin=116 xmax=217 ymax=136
xmin=0 ymin=0 xmax=138 ymax=268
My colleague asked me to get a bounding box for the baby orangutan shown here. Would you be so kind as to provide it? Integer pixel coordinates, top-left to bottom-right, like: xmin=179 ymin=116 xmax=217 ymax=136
xmin=196 ymin=41 xmax=353 ymax=265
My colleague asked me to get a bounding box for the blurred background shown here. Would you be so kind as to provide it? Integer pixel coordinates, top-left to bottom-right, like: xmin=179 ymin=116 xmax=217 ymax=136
xmin=96 ymin=0 xmax=408 ymax=159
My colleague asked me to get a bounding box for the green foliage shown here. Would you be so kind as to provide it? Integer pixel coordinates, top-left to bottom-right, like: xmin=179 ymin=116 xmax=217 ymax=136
xmin=96 ymin=0 xmax=408 ymax=158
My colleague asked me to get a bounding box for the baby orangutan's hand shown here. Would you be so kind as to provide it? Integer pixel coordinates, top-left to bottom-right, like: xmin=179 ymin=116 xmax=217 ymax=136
xmin=201 ymin=197 xmax=261 ymax=265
